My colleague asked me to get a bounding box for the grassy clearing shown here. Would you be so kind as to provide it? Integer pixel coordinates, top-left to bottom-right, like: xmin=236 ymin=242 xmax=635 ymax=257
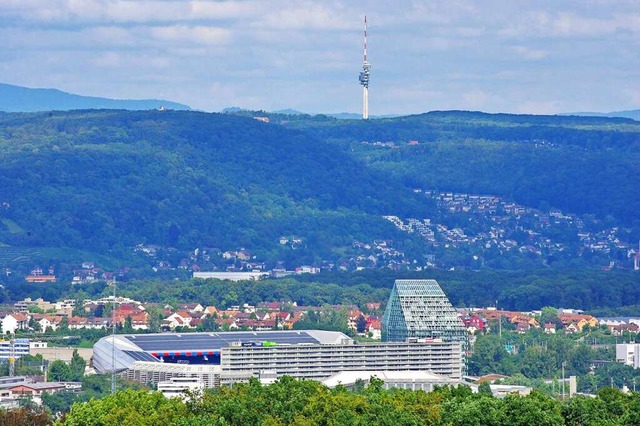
xmin=1 ymin=219 xmax=24 ymax=234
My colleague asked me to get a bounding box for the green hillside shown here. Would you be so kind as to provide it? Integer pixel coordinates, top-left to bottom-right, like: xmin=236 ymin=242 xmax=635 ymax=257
xmin=279 ymin=111 xmax=640 ymax=227
xmin=0 ymin=110 xmax=425 ymax=259
xmin=0 ymin=109 xmax=638 ymax=271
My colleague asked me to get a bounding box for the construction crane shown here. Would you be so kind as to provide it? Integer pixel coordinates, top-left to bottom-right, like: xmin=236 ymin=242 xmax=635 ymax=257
xmin=0 ymin=338 xmax=17 ymax=376
xmin=9 ymin=339 xmax=15 ymax=377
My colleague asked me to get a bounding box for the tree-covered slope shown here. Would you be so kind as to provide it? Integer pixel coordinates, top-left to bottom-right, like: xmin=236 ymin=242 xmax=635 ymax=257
xmin=0 ymin=110 xmax=425 ymax=255
xmin=0 ymin=109 xmax=638 ymax=268
xmin=278 ymin=111 xmax=640 ymax=229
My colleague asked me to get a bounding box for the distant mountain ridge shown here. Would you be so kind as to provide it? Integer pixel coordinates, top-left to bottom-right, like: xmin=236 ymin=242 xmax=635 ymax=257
xmin=0 ymin=83 xmax=191 ymax=112
xmin=561 ymin=109 xmax=640 ymax=121
xmin=222 ymin=106 xmax=398 ymax=119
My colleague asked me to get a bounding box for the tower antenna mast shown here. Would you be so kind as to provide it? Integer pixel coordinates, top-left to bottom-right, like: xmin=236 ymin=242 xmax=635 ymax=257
xmin=358 ymin=16 xmax=371 ymax=119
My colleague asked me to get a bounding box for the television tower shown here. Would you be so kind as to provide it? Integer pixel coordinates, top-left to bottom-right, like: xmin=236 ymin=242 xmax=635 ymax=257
xmin=358 ymin=16 xmax=371 ymax=119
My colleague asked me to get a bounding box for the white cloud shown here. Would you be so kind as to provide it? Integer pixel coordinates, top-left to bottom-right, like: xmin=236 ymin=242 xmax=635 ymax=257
xmin=1 ymin=0 xmax=640 ymax=114
xmin=514 ymin=100 xmax=563 ymax=115
xmin=462 ymin=90 xmax=490 ymax=109
xmin=149 ymin=25 xmax=231 ymax=46
xmin=512 ymin=46 xmax=548 ymax=60
xmin=253 ymin=3 xmax=352 ymax=31
xmin=92 ymin=51 xmax=122 ymax=67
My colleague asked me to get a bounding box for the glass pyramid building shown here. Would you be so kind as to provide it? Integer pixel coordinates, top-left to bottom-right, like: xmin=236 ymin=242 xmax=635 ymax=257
xmin=382 ymin=279 xmax=467 ymax=345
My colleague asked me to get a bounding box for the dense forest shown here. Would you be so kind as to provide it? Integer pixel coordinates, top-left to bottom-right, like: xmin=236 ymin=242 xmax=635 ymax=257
xmin=0 ymin=109 xmax=638 ymax=277
xmin=3 ymin=270 xmax=639 ymax=314
xmin=277 ymin=111 xmax=640 ymax=228
xmin=0 ymin=110 xmax=424 ymax=256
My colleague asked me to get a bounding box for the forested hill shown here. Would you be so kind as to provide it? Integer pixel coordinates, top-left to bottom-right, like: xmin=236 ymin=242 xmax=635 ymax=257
xmin=0 ymin=110 xmax=425 ymax=255
xmin=0 ymin=109 xmax=638 ymax=268
xmin=274 ymin=110 xmax=640 ymax=228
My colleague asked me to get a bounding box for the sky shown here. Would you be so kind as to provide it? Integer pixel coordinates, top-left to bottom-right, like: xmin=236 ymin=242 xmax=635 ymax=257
xmin=1 ymin=0 xmax=639 ymax=115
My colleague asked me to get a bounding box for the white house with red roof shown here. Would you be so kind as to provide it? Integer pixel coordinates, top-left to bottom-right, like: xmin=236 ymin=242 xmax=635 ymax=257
xmin=163 ymin=311 xmax=194 ymax=330
xmin=1 ymin=313 xmax=29 ymax=334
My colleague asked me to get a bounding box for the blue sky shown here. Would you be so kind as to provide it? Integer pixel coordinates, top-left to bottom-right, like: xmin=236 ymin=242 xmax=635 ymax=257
xmin=1 ymin=0 xmax=639 ymax=115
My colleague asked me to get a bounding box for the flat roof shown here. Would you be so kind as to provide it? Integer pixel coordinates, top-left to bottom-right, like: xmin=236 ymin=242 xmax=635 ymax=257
xmin=322 ymin=370 xmax=461 ymax=388
xmin=117 ymin=330 xmax=350 ymax=353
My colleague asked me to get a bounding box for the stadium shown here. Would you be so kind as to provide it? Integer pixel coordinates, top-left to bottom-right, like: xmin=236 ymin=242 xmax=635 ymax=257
xmin=93 ymin=330 xmax=463 ymax=387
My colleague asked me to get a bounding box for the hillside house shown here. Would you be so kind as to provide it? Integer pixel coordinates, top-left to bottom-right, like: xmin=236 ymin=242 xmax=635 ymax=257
xmin=558 ymin=314 xmax=598 ymax=332
xmin=565 ymin=323 xmax=580 ymax=334
xmin=510 ymin=315 xmax=540 ymax=328
xmin=611 ymin=323 xmax=640 ymax=336
xmin=33 ymin=315 xmax=63 ymax=333
xmin=163 ymin=311 xmax=194 ymax=330
xmin=215 ymin=317 xmax=239 ymax=330
xmin=203 ymin=306 xmax=219 ymax=317
xmin=367 ymin=319 xmax=382 ymax=340
xmin=178 ymin=303 xmax=204 ymax=314
xmin=462 ymin=314 xmax=486 ymax=333
xmin=365 ymin=302 xmax=381 ymax=311
xmin=236 ymin=250 xmax=251 ymax=261
xmin=1 ymin=313 xmax=29 ymax=334
xmin=25 ymin=266 xmax=56 ymax=283
xmin=70 ymin=316 xmax=102 ymax=330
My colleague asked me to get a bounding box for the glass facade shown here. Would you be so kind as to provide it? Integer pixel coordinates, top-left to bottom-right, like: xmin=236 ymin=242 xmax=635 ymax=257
xmin=382 ymin=279 xmax=467 ymax=346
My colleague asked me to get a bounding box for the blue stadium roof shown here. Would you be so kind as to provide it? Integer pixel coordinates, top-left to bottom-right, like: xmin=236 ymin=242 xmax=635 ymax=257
xmin=120 ymin=330 xmax=341 ymax=353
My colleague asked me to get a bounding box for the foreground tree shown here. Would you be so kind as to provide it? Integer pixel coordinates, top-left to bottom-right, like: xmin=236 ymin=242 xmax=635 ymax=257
xmin=0 ymin=406 xmax=52 ymax=426
xmin=58 ymin=389 xmax=188 ymax=426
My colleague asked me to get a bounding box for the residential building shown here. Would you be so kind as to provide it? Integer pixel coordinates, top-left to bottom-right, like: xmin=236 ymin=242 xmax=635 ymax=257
xmin=8 ymin=382 xmax=70 ymax=404
xmin=0 ymin=339 xmax=30 ymax=361
xmin=558 ymin=314 xmax=598 ymax=332
xmin=13 ymin=298 xmax=54 ymax=312
xmin=1 ymin=313 xmax=29 ymax=335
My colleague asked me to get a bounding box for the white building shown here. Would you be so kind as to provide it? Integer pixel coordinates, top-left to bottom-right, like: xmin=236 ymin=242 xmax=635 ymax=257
xmin=1 ymin=313 xmax=30 ymax=335
xmin=616 ymin=343 xmax=640 ymax=368
xmin=0 ymin=339 xmax=30 ymax=361
xmin=322 ymin=370 xmax=467 ymax=392
xmin=157 ymin=377 xmax=204 ymax=399
xmin=193 ymin=271 xmax=269 ymax=281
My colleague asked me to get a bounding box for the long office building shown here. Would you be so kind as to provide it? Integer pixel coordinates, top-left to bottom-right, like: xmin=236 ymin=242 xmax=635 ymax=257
xmin=93 ymin=330 xmax=463 ymax=387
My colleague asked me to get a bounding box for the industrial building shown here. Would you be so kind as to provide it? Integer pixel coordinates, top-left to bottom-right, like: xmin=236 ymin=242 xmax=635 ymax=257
xmin=382 ymin=279 xmax=467 ymax=346
xmin=93 ymin=330 xmax=463 ymax=388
